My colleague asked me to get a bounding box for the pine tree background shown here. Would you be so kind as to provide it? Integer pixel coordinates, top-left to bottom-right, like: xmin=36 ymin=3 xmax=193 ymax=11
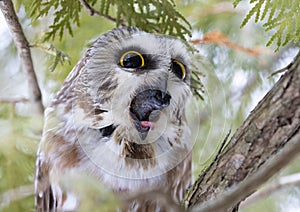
xmin=0 ymin=0 xmax=299 ymax=211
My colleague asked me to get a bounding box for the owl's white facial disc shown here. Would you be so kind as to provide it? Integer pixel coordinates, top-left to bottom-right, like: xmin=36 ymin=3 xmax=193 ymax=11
xmin=80 ymin=27 xmax=191 ymax=138
xmin=66 ymin=27 xmax=192 ymax=179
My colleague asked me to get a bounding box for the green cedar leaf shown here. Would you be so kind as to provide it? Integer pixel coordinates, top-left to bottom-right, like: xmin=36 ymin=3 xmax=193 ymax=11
xmin=235 ymin=0 xmax=300 ymax=50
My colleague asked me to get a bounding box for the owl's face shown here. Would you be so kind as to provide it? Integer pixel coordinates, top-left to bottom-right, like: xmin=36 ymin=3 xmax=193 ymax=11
xmin=37 ymin=28 xmax=193 ymax=208
xmin=72 ymin=27 xmax=192 ymax=144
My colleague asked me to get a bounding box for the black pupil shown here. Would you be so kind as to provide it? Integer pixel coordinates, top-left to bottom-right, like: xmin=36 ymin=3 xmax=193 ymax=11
xmin=172 ymin=61 xmax=184 ymax=79
xmin=122 ymin=53 xmax=143 ymax=68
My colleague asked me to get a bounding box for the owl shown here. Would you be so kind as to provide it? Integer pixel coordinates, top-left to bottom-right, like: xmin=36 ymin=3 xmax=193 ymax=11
xmin=35 ymin=27 xmax=192 ymax=211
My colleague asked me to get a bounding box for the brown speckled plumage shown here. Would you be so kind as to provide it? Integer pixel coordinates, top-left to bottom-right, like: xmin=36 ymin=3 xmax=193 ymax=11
xmin=35 ymin=27 xmax=192 ymax=211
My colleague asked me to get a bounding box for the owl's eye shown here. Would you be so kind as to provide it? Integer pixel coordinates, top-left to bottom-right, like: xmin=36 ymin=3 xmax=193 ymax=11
xmin=119 ymin=51 xmax=145 ymax=69
xmin=171 ymin=59 xmax=186 ymax=80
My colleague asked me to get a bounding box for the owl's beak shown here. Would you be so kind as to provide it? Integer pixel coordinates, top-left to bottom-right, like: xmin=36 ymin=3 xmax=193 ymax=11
xmin=130 ymin=89 xmax=171 ymax=140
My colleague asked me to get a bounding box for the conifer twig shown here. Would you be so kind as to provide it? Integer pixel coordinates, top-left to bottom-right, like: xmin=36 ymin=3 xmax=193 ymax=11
xmin=190 ymin=132 xmax=300 ymax=212
xmin=185 ymin=47 xmax=300 ymax=211
xmin=78 ymin=0 xmax=124 ymax=24
xmin=0 ymin=0 xmax=44 ymax=113
xmin=0 ymin=97 xmax=29 ymax=104
xmin=241 ymin=172 xmax=300 ymax=207
xmin=0 ymin=185 xmax=34 ymax=208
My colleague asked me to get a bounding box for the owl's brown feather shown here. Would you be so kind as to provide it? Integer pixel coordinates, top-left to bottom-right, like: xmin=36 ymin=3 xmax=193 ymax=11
xmin=35 ymin=151 xmax=58 ymax=212
xmin=35 ymin=27 xmax=193 ymax=211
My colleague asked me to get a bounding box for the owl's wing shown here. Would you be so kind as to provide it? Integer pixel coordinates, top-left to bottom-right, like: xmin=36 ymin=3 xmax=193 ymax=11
xmin=35 ymin=107 xmax=61 ymax=212
xmin=35 ymin=153 xmax=57 ymax=212
xmin=169 ymin=152 xmax=192 ymax=202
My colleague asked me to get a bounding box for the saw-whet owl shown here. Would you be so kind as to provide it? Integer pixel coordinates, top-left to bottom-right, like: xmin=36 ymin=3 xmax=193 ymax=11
xmin=35 ymin=26 xmax=193 ymax=211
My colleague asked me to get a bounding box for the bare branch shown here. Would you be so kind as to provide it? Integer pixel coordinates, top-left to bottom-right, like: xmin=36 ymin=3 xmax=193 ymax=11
xmin=190 ymin=31 xmax=273 ymax=59
xmin=270 ymin=50 xmax=300 ymax=77
xmin=0 ymin=97 xmax=29 ymax=104
xmin=78 ymin=0 xmax=123 ymax=24
xmin=0 ymin=184 xmax=34 ymax=208
xmin=190 ymin=133 xmax=300 ymax=212
xmin=0 ymin=0 xmax=44 ymax=114
xmin=241 ymin=172 xmax=300 ymax=207
xmin=185 ymin=51 xmax=300 ymax=210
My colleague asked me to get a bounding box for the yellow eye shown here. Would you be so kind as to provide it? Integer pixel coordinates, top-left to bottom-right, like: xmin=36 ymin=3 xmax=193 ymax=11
xmin=119 ymin=51 xmax=145 ymax=68
xmin=172 ymin=59 xmax=186 ymax=80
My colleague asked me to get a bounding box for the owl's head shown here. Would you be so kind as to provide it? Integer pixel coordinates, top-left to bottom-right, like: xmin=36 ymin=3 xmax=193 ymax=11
xmin=70 ymin=27 xmax=192 ymax=143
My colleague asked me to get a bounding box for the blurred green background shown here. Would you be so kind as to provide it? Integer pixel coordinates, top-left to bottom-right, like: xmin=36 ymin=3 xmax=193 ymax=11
xmin=0 ymin=0 xmax=299 ymax=211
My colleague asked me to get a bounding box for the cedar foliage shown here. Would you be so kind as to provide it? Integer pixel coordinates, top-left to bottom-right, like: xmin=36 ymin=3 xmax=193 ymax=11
xmin=0 ymin=0 xmax=299 ymax=211
xmin=29 ymin=0 xmax=205 ymax=99
xmin=30 ymin=0 xmax=191 ymax=41
xmin=234 ymin=0 xmax=300 ymax=50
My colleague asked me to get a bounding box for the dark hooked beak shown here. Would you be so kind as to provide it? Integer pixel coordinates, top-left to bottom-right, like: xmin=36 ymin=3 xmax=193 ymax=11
xmin=130 ymin=89 xmax=171 ymax=140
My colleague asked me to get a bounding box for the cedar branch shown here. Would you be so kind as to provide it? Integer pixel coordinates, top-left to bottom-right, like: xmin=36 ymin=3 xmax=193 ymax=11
xmin=0 ymin=0 xmax=44 ymax=113
xmin=0 ymin=185 xmax=34 ymax=208
xmin=185 ymin=51 xmax=300 ymax=210
xmin=190 ymin=132 xmax=300 ymax=212
xmin=78 ymin=0 xmax=124 ymax=24
xmin=0 ymin=97 xmax=29 ymax=104
xmin=241 ymin=172 xmax=300 ymax=207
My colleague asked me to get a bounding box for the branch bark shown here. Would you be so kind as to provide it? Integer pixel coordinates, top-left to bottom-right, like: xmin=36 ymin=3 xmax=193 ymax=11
xmin=78 ymin=0 xmax=124 ymax=24
xmin=190 ymin=132 xmax=300 ymax=212
xmin=0 ymin=0 xmax=44 ymax=114
xmin=241 ymin=172 xmax=300 ymax=207
xmin=185 ymin=51 xmax=300 ymax=210
xmin=0 ymin=97 xmax=29 ymax=104
xmin=0 ymin=184 xmax=34 ymax=209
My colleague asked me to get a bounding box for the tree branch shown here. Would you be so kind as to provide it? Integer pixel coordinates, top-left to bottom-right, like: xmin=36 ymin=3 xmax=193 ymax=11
xmin=0 ymin=184 xmax=34 ymax=209
xmin=185 ymin=51 xmax=300 ymax=210
xmin=190 ymin=31 xmax=273 ymax=59
xmin=78 ymin=0 xmax=124 ymax=24
xmin=0 ymin=97 xmax=29 ymax=104
xmin=0 ymin=0 xmax=44 ymax=114
xmin=190 ymin=133 xmax=300 ymax=212
xmin=241 ymin=172 xmax=300 ymax=207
